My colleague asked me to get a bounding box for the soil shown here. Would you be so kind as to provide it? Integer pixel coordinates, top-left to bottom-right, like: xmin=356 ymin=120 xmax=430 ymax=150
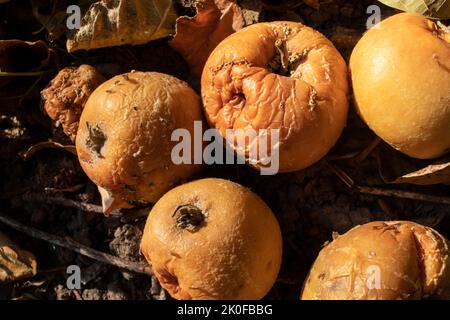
xmin=0 ymin=0 xmax=449 ymax=300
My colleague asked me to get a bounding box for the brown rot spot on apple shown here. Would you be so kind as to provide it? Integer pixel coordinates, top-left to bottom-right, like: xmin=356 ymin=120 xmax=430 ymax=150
xmin=156 ymin=268 xmax=179 ymax=287
xmin=75 ymin=72 xmax=204 ymax=214
xmin=85 ymin=122 xmax=106 ymax=158
xmin=140 ymin=178 xmax=282 ymax=300
xmin=172 ymin=204 xmax=206 ymax=232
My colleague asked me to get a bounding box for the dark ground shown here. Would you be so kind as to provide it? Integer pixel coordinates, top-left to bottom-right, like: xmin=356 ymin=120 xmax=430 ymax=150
xmin=0 ymin=0 xmax=449 ymax=300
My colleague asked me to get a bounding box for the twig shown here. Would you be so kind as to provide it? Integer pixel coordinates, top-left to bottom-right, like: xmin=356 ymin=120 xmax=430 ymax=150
xmin=352 ymin=136 xmax=381 ymax=164
xmin=22 ymin=193 xmax=104 ymax=214
xmin=44 ymin=184 xmax=84 ymax=193
xmin=356 ymin=186 xmax=450 ymax=206
xmin=0 ymin=70 xmax=51 ymax=77
xmin=0 ymin=212 xmax=153 ymax=275
xmin=327 ymin=162 xmax=450 ymax=206
xmin=36 ymin=266 xmax=68 ymax=276
xmin=327 ymin=151 xmax=360 ymax=161
xmin=21 ymin=193 xmax=150 ymax=218
xmin=328 ymin=136 xmax=381 ymax=163
xmin=327 ymin=162 xmax=353 ymax=188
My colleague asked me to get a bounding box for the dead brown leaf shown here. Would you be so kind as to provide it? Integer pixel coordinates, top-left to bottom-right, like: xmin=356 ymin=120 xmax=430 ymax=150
xmin=304 ymin=0 xmax=321 ymax=9
xmin=169 ymin=0 xmax=245 ymax=77
xmin=0 ymin=231 xmax=37 ymax=283
xmin=387 ymin=159 xmax=450 ymax=185
xmin=377 ymin=144 xmax=450 ymax=185
xmin=31 ymin=0 xmax=70 ymax=40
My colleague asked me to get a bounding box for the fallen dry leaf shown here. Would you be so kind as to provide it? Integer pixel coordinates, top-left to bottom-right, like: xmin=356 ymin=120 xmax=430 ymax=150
xmin=387 ymin=159 xmax=450 ymax=185
xmin=0 ymin=231 xmax=37 ymax=283
xmin=31 ymin=0 xmax=70 ymax=40
xmin=66 ymin=0 xmax=177 ymax=52
xmin=377 ymin=0 xmax=450 ymax=19
xmin=169 ymin=0 xmax=245 ymax=76
xmin=304 ymin=0 xmax=321 ymax=9
xmin=377 ymin=144 xmax=450 ymax=185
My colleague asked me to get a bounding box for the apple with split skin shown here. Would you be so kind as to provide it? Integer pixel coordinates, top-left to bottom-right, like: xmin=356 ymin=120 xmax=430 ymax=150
xmin=301 ymin=221 xmax=450 ymax=300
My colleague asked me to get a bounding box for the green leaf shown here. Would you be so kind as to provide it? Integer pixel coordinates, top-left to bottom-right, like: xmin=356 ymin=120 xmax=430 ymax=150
xmin=66 ymin=0 xmax=177 ymax=52
xmin=377 ymin=0 xmax=450 ymax=19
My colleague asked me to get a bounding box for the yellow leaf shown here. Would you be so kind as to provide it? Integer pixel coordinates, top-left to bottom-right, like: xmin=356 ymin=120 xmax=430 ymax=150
xmin=67 ymin=0 xmax=177 ymax=52
xmin=378 ymin=0 xmax=450 ymax=19
xmin=390 ymin=159 xmax=450 ymax=185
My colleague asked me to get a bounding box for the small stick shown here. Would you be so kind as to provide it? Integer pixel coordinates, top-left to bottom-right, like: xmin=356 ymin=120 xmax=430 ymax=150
xmin=327 ymin=162 xmax=450 ymax=206
xmin=352 ymin=136 xmax=381 ymax=164
xmin=0 ymin=70 xmax=51 ymax=77
xmin=21 ymin=193 xmax=150 ymax=218
xmin=327 ymin=137 xmax=381 ymax=163
xmin=36 ymin=266 xmax=68 ymax=276
xmin=327 ymin=151 xmax=360 ymax=161
xmin=22 ymin=193 xmax=104 ymax=214
xmin=0 ymin=213 xmax=152 ymax=275
xmin=356 ymin=186 xmax=450 ymax=206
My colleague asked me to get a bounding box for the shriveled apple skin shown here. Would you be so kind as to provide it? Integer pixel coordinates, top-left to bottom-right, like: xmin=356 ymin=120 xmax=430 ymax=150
xmin=301 ymin=221 xmax=450 ymax=300
xmin=76 ymin=71 xmax=204 ymax=214
xmin=201 ymin=21 xmax=349 ymax=172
